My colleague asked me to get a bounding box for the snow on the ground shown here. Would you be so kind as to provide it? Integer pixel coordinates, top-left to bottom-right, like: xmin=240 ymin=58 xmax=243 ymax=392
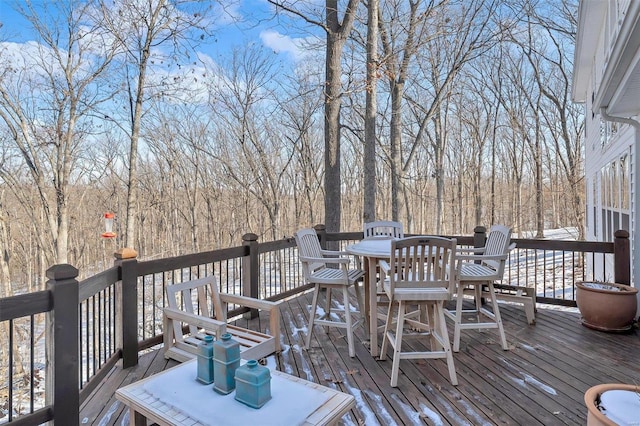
xmin=513 ymin=227 xmax=579 ymax=240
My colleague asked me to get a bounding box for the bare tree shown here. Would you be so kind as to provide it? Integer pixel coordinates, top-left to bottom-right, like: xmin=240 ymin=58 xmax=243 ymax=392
xmin=496 ymin=42 xmax=544 ymax=235
xmin=277 ymin=66 xmax=325 ymax=229
xmin=267 ymin=0 xmax=361 ymax=236
xmin=0 ymin=193 xmax=11 ymax=298
xmin=97 ymin=0 xmax=212 ymax=248
xmin=514 ymin=0 xmax=584 ymax=237
xmin=456 ymin=80 xmax=498 ymax=227
xmin=145 ymin=103 xmax=211 ymax=253
xmin=377 ymin=0 xmax=443 ymax=223
xmin=204 ymin=45 xmax=292 ymax=240
xmin=0 ymin=0 xmax=117 ymax=267
xmin=404 ymin=0 xmax=499 ymax=232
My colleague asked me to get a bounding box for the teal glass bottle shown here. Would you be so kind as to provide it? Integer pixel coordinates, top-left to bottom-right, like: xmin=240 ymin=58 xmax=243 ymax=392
xmin=213 ymin=333 xmax=240 ymax=394
xmin=234 ymin=359 xmax=271 ymax=408
xmin=196 ymin=335 xmax=214 ymax=384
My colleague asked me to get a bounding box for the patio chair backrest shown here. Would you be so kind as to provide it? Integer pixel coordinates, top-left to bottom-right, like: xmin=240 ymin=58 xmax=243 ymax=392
xmin=387 ymin=236 xmax=457 ymax=297
xmin=294 ymin=228 xmax=325 ymax=278
xmin=482 ymin=225 xmax=512 ymax=273
xmin=166 ymin=276 xmax=224 ymax=336
xmin=364 ymin=221 xmax=404 ymax=239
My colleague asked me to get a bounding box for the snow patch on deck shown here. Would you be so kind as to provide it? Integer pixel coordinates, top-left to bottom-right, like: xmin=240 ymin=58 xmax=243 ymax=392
xmin=93 ymin=400 xmax=121 ymax=426
xmin=389 ymin=393 xmax=429 ymax=424
xmin=337 ymin=373 xmax=386 ymax=425
xmin=361 ymin=389 xmax=395 ymax=425
xmin=422 ymin=384 xmax=471 ymax=425
xmin=458 ymin=398 xmax=493 ymax=426
xmin=506 ymin=372 xmax=557 ymax=395
xmin=522 ymin=373 xmax=557 ymax=395
xmin=500 ymin=358 xmax=557 ymax=395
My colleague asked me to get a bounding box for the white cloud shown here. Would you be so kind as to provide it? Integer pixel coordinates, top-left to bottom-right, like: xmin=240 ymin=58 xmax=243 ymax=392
xmin=0 ymin=41 xmax=61 ymax=82
xmin=259 ymin=30 xmax=318 ymax=61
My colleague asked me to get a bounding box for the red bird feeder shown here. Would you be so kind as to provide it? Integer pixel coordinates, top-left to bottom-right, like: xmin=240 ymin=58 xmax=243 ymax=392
xmin=102 ymin=212 xmax=116 ymax=238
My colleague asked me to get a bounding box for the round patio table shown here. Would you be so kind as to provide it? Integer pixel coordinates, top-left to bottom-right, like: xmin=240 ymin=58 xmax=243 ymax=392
xmin=345 ymin=237 xmax=395 ymax=357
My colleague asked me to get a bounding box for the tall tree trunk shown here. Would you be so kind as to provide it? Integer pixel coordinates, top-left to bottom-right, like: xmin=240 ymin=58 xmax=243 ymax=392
xmin=125 ymin=56 xmax=148 ymax=249
xmin=266 ymin=0 xmax=360 ymax=235
xmin=324 ymin=32 xmax=344 ymax=235
xmin=324 ymin=0 xmax=360 ymax=235
xmin=363 ymin=0 xmax=378 ymax=224
xmin=535 ymin=125 xmax=544 ymax=238
xmin=390 ymin=82 xmax=403 ymax=222
xmin=0 ymin=209 xmax=11 ymax=298
xmin=433 ymin=111 xmax=445 ymax=234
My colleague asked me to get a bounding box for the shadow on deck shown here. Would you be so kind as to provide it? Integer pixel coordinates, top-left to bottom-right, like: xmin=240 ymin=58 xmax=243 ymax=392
xmin=80 ymin=290 xmax=640 ymax=425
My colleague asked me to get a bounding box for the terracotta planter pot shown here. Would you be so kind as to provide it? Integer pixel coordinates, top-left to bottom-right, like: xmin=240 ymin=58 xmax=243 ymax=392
xmin=585 ymin=383 xmax=640 ymax=426
xmin=576 ymin=281 xmax=638 ymax=332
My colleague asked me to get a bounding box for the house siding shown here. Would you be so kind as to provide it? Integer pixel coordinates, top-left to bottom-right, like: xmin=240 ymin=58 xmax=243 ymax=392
xmin=579 ymin=0 xmax=637 ymax=281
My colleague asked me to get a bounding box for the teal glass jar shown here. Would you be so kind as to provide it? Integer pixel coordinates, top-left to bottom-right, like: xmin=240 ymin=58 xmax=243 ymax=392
xmin=213 ymin=333 xmax=240 ymax=394
xmin=196 ymin=335 xmax=214 ymax=384
xmin=234 ymin=359 xmax=271 ymax=408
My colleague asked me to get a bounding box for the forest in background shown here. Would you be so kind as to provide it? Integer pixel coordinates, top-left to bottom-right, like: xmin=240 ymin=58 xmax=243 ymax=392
xmin=0 ymin=0 xmax=582 ymax=294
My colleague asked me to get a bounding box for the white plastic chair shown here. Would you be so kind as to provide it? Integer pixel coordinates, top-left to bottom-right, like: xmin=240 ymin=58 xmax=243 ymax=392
xmin=294 ymin=228 xmax=364 ymax=357
xmin=379 ymin=236 xmax=458 ymax=387
xmin=445 ymin=225 xmax=514 ymax=352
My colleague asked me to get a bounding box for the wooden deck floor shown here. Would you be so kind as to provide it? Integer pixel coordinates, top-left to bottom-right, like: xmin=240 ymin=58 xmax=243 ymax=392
xmin=80 ymin=290 xmax=640 ymax=425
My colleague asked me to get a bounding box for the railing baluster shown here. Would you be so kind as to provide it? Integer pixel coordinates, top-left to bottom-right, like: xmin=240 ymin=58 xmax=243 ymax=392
xmin=30 ymin=317 xmax=35 ymax=413
xmin=9 ymin=318 xmax=14 ymax=422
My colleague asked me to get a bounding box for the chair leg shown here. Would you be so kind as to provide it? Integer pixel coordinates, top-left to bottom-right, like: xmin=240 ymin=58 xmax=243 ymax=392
xmin=353 ymin=280 xmax=363 ymax=320
xmin=380 ymin=298 xmax=395 ymax=361
xmin=435 ymin=302 xmax=458 ymax=386
xmin=525 ymin=290 xmax=536 ymax=324
xmin=321 ymin=287 xmax=331 ymax=334
xmin=525 ymin=300 xmax=536 ymax=325
xmin=487 ymin=282 xmax=508 ymax=350
xmin=474 ymin=283 xmax=483 ymax=315
xmin=343 ymin=286 xmax=356 ymax=357
xmin=390 ymin=301 xmax=406 ymax=387
xmin=452 ymin=287 xmax=465 ymax=352
xmin=305 ymin=284 xmax=321 ymax=350
xmin=424 ymin=303 xmax=442 ymax=352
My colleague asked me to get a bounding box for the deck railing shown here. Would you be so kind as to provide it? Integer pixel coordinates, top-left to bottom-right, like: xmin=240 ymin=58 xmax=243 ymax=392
xmin=0 ymin=226 xmax=630 ymax=425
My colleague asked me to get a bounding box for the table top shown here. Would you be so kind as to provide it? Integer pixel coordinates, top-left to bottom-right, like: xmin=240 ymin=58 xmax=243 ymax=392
xmin=115 ymin=360 xmax=354 ymax=426
xmin=345 ymin=237 xmax=395 ymax=257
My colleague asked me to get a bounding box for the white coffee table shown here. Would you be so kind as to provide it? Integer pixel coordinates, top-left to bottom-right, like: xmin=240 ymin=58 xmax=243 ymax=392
xmin=115 ymin=360 xmax=354 ymax=426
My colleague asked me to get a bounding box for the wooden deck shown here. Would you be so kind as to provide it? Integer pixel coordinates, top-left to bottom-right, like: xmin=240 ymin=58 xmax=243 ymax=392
xmin=80 ymin=290 xmax=640 ymax=425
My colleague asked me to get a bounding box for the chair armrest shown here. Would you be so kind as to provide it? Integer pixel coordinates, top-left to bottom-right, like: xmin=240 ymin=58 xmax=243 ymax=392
xmin=300 ymin=255 xmax=350 ymax=265
xmin=456 ymin=246 xmax=486 ymax=254
xmin=163 ymin=307 xmax=227 ymax=334
xmin=219 ymin=293 xmax=280 ymax=312
xmin=457 ymin=253 xmax=509 ymax=262
xmin=378 ymin=259 xmax=391 ymax=274
xmin=319 ymin=248 xmax=351 ymax=257
xmin=218 ymin=293 xmax=282 ymax=353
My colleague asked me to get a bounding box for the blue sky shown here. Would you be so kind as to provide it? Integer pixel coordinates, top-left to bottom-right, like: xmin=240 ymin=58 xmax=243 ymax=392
xmin=0 ymin=0 xmax=317 ymax=62
xmin=0 ymin=0 xmax=326 ymax=115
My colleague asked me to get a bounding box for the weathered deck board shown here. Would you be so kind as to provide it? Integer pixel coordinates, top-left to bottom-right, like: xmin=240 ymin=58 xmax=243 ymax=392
xmin=80 ymin=291 xmax=640 ymax=425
